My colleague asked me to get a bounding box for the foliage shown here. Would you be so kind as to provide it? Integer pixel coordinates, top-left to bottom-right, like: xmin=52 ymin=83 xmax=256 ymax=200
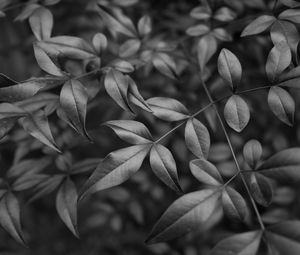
xmin=0 ymin=0 xmax=300 ymax=254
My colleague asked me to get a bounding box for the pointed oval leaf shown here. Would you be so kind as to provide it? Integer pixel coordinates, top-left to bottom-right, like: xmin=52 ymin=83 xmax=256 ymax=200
xmin=150 ymin=144 xmax=182 ymax=193
xmin=249 ymin=173 xmax=273 ymax=206
xmin=222 ymin=186 xmax=248 ymax=222
xmin=146 ymin=97 xmax=189 ymax=122
xmin=146 ymin=188 xmax=221 ymax=244
xmin=92 ymin=33 xmax=107 ymax=54
xmin=0 ymin=192 xmax=26 ymax=246
xmin=197 ymin=34 xmax=217 ymax=72
xmin=266 ymin=42 xmax=291 ymax=83
xmin=257 ymin=148 xmax=300 ymax=181
xmin=185 ymin=118 xmax=210 ymax=159
xmin=81 ymin=144 xmax=151 ymax=198
xmin=60 ymin=79 xmax=90 ymax=139
xmin=138 ymin=15 xmax=152 ymax=37
xmin=119 ymin=39 xmax=141 ymax=58
xmin=217 ymin=48 xmax=242 ymax=91
xmin=104 ymin=69 xmax=132 ymax=112
xmin=0 ymin=103 xmax=27 ymax=119
xmin=224 ymin=95 xmax=250 ymax=132
xmin=29 ymin=7 xmax=53 ymax=41
xmin=241 ymin=15 xmax=276 ymax=37
xmin=56 ymin=178 xmax=79 ymax=237
xmin=189 ymin=159 xmax=223 ymax=186
xmin=266 ymin=220 xmax=300 ymax=255
xmin=152 ymin=53 xmax=177 ymax=79
xmin=210 ymin=230 xmax=262 ymax=255
xmin=186 ymin=24 xmax=210 ymax=37
xmin=243 ymin=139 xmax=262 ymax=169
xmin=105 ymin=120 xmax=153 ymax=144
xmin=268 ymin=86 xmax=295 ymax=126
xmin=279 ymin=9 xmax=300 ymax=24
xmin=19 ymin=111 xmax=61 ymax=153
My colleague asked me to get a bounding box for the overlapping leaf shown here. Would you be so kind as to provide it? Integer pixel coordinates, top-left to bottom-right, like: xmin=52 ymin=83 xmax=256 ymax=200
xmin=241 ymin=15 xmax=276 ymax=37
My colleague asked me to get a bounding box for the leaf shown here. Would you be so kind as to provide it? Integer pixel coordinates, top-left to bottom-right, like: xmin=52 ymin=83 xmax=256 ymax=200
xmin=12 ymin=174 xmax=48 ymax=192
xmin=80 ymin=144 xmax=151 ymax=198
xmin=279 ymin=9 xmax=300 ymax=24
xmin=249 ymin=172 xmax=273 ymax=206
xmin=186 ymin=24 xmax=210 ymax=37
xmin=36 ymin=36 xmax=96 ymax=59
xmin=14 ymin=3 xmax=40 ymax=21
xmin=104 ymin=69 xmax=132 ymax=112
xmin=29 ymin=7 xmax=53 ymax=41
xmin=277 ymin=77 xmax=300 ymax=88
xmin=149 ymin=144 xmax=182 ymax=193
xmin=210 ymin=230 xmax=262 ymax=255
xmin=60 ymin=79 xmax=90 ymax=139
xmin=138 ymin=15 xmax=152 ymax=37
xmin=146 ymin=97 xmax=189 ymax=121
xmin=71 ymin=158 xmax=102 ymax=175
xmin=268 ymin=86 xmax=295 ymax=126
xmin=145 ymin=188 xmax=221 ymax=244
xmin=197 ymin=34 xmax=217 ymax=72
xmin=217 ymin=48 xmax=242 ymax=91
xmin=266 ymin=221 xmax=300 ymax=255
xmin=105 ymin=120 xmax=153 ymax=144
xmin=127 ymin=75 xmax=152 ymax=112
xmin=0 ymin=118 xmax=18 ymax=139
xmin=213 ymin=7 xmax=236 ymax=22
xmin=19 ymin=111 xmax=61 ymax=153
xmin=266 ymin=42 xmax=291 ymax=83
xmin=222 ymin=186 xmax=248 ymax=222
xmin=243 ymin=139 xmax=262 ymax=169
xmin=0 ymin=192 xmax=26 ymax=246
xmin=270 ymin=20 xmax=299 ymax=54
xmin=92 ymin=33 xmax=107 ymax=54
xmin=119 ymin=39 xmax=141 ymax=58
xmin=257 ymin=148 xmax=300 ymax=181
xmin=56 ymin=178 xmax=79 ymax=237
xmin=184 ymin=118 xmax=210 ymax=159
xmin=152 ymin=53 xmax=177 ymax=79
xmin=189 ymin=159 xmax=223 ymax=186
xmin=0 ymin=76 xmax=65 ymax=103
xmin=241 ymin=15 xmax=276 ymax=37
xmin=29 ymin=174 xmax=64 ymax=202
xmin=224 ymin=95 xmax=250 ymax=132
xmin=110 ymin=59 xmax=134 ymax=73
xmin=0 ymin=103 xmax=27 ymax=119
xmin=33 ymin=43 xmax=66 ymax=76
xmin=96 ymin=5 xmax=136 ymax=38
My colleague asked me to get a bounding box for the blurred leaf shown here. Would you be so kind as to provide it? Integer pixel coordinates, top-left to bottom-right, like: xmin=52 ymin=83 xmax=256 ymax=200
xmin=105 ymin=120 xmax=153 ymax=144
xmin=0 ymin=103 xmax=27 ymax=119
xmin=146 ymin=97 xmax=189 ymax=121
xmin=197 ymin=35 xmax=217 ymax=72
xmin=186 ymin=24 xmax=210 ymax=37
xmin=152 ymin=53 xmax=177 ymax=79
xmin=266 ymin=221 xmax=300 ymax=255
xmin=56 ymin=178 xmax=79 ymax=237
xmin=268 ymin=86 xmax=294 ymax=126
xmin=243 ymin=139 xmax=262 ymax=169
xmin=279 ymin=9 xmax=300 ymax=24
xmin=20 ymin=111 xmax=61 ymax=153
xmin=189 ymin=159 xmax=223 ymax=186
xmin=213 ymin=7 xmax=236 ymax=22
xmin=92 ymin=33 xmax=107 ymax=54
xmin=249 ymin=173 xmax=273 ymax=207
xmin=146 ymin=188 xmax=221 ymax=244
xmin=138 ymin=15 xmax=152 ymax=37
xmin=119 ymin=39 xmax=141 ymax=58
xmin=241 ymin=15 xmax=276 ymax=37
xmin=150 ymin=144 xmax=182 ymax=193
xmin=29 ymin=7 xmax=53 ymax=41
xmin=210 ymin=230 xmax=262 ymax=255
xmin=0 ymin=192 xmax=26 ymax=246
xmin=224 ymin=95 xmax=250 ymax=132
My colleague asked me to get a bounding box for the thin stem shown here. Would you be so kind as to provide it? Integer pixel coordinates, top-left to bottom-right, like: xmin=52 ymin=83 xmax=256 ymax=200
xmin=199 ymin=76 xmax=265 ymax=230
xmin=237 ymin=85 xmax=272 ymax=95
xmin=74 ymin=69 xmax=100 ymax=80
xmin=272 ymin=0 xmax=278 ymax=12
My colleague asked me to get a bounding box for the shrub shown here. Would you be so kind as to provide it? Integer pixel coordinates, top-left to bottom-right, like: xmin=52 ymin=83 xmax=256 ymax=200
xmin=0 ymin=0 xmax=300 ymax=254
